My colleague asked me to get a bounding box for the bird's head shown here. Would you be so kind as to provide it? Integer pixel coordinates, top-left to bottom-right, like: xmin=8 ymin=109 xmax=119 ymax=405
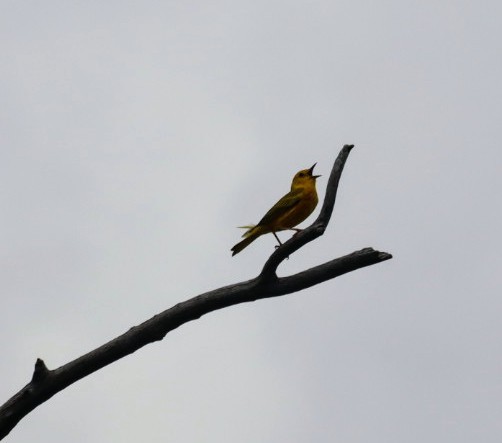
xmin=291 ymin=163 xmax=321 ymax=189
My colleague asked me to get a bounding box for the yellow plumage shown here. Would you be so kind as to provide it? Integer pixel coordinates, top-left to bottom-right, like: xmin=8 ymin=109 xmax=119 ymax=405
xmin=231 ymin=164 xmax=320 ymax=256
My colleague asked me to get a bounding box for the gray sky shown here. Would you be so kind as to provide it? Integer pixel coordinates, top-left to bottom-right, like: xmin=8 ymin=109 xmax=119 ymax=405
xmin=2 ymin=1 xmax=501 ymax=442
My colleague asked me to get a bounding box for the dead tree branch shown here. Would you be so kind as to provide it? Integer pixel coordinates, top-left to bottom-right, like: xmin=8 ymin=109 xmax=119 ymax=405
xmin=0 ymin=144 xmax=392 ymax=440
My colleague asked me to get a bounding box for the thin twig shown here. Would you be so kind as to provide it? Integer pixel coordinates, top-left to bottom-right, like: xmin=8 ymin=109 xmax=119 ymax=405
xmin=260 ymin=144 xmax=354 ymax=278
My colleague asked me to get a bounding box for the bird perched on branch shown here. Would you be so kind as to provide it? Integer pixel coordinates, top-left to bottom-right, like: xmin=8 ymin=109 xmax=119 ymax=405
xmin=231 ymin=164 xmax=321 ymax=256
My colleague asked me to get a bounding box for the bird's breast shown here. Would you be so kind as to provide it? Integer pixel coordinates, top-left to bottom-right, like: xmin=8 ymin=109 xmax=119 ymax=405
xmin=276 ymin=188 xmax=318 ymax=229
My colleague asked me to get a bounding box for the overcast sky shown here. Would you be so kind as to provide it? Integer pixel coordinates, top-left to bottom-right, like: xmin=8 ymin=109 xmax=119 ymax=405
xmin=2 ymin=1 xmax=501 ymax=442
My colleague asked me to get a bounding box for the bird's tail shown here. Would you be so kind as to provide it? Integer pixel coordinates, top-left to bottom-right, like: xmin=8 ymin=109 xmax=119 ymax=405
xmin=231 ymin=225 xmax=262 ymax=256
xmin=237 ymin=225 xmax=256 ymax=236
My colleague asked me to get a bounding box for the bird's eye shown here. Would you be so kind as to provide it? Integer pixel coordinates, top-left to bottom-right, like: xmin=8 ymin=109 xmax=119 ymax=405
xmin=298 ymin=172 xmax=305 ymax=177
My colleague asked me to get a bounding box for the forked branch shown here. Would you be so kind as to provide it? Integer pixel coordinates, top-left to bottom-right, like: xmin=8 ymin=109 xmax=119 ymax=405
xmin=0 ymin=145 xmax=392 ymax=440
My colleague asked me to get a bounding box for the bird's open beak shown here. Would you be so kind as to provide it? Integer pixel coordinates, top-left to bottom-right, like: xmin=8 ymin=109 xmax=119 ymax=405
xmin=308 ymin=163 xmax=321 ymax=179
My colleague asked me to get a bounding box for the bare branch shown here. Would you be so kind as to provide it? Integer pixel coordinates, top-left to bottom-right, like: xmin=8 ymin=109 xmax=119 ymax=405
xmin=0 ymin=144 xmax=392 ymax=440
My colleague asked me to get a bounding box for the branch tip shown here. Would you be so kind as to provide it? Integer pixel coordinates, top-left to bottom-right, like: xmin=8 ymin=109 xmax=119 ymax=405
xmin=31 ymin=358 xmax=50 ymax=383
xmin=378 ymin=252 xmax=393 ymax=260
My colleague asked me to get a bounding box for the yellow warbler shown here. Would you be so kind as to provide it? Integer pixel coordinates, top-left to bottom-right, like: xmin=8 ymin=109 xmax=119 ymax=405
xmin=231 ymin=164 xmax=320 ymax=256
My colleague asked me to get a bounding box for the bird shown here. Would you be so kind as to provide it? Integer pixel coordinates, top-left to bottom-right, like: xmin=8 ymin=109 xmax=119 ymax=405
xmin=231 ymin=164 xmax=320 ymax=256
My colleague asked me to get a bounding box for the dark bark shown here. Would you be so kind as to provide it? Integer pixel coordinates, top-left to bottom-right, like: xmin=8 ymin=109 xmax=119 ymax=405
xmin=0 ymin=145 xmax=392 ymax=440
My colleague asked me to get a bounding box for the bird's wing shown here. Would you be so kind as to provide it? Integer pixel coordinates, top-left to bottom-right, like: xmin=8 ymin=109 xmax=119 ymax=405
xmin=257 ymin=189 xmax=303 ymax=226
